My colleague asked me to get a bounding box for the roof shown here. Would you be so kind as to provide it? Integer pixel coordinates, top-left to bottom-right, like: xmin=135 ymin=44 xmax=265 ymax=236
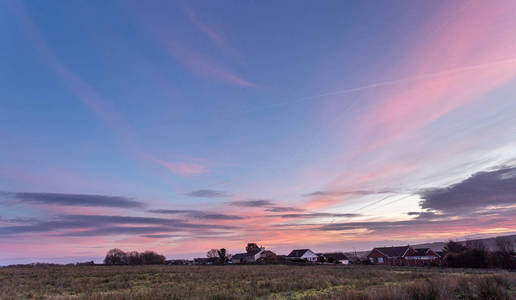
xmin=287 ymin=249 xmax=314 ymax=258
xmin=247 ymin=249 xmax=262 ymax=256
xmin=321 ymin=252 xmax=348 ymax=260
xmin=232 ymin=253 xmax=246 ymax=259
xmin=373 ymin=246 xmax=411 ymax=257
xmin=233 ymin=249 xmax=263 ymax=260
xmin=413 ymin=248 xmax=431 ymax=256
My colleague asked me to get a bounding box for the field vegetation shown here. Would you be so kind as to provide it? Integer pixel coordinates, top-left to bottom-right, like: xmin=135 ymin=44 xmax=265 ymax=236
xmin=1 ymin=264 xmax=515 ymax=300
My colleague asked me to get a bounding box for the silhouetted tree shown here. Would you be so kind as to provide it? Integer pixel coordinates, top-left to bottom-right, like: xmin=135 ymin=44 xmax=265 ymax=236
xmin=104 ymin=249 xmax=165 ymax=265
xmin=217 ymin=248 xmax=227 ymax=263
xmin=104 ymin=248 xmax=127 ymax=265
xmin=495 ymin=237 xmax=514 ymax=254
xmin=207 ymin=249 xmax=218 ymax=258
xmin=444 ymin=240 xmax=467 ymax=254
xmin=126 ymin=251 xmax=141 ymax=265
xmin=141 ymin=251 xmax=166 ymax=264
xmin=246 ymin=243 xmax=262 ymax=253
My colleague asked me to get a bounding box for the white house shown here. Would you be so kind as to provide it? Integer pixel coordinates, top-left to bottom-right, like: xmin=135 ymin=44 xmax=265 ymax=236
xmin=286 ymin=249 xmax=318 ymax=262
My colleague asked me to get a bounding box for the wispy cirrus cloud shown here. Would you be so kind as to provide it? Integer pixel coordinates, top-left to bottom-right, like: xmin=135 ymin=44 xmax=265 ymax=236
xmin=178 ymin=0 xmax=245 ymax=66
xmin=303 ymin=189 xmax=397 ymax=197
xmin=152 ymin=159 xmax=207 ymax=176
xmin=3 ymin=192 xmax=144 ymax=208
xmin=131 ymin=2 xmax=255 ymax=87
xmin=304 ymin=1 xmax=516 ymax=210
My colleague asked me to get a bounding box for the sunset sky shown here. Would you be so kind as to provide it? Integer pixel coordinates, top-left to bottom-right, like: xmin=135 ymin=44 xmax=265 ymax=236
xmin=1 ymin=0 xmax=516 ymax=264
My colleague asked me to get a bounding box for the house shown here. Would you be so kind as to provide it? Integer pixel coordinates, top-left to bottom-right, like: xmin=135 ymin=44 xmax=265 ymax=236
xmin=257 ymin=250 xmax=277 ymax=262
xmin=406 ymin=248 xmax=443 ymax=265
xmin=367 ymin=246 xmax=442 ymax=266
xmin=407 ymin=248 xmax=440 ymax=260
xmin=287 ymin=249 xmax=318 ymax=262
xmin=367 ymin=246 xmax=415 ymax=265
xmin=319 ymin=252 xmax=349 ymax=264
xmin=231 ymin=249 xmax=265 ymax=264
xmin=166 ymin=259 xmax=191 ymax=265
xmin=193 ymin=257 xmax=218 ymax=265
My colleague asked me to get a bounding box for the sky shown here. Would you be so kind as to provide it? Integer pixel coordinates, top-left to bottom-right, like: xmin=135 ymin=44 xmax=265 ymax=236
xmin=1 ymin=0 xmax=516 ymax=264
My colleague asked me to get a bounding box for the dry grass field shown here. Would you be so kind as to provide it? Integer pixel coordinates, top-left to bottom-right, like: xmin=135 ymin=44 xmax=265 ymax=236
xmin=0 ymin=264 xmax=515 ymax=300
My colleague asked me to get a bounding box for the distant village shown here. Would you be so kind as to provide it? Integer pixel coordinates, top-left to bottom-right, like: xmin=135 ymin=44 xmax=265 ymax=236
xmin=5 ymin=235 xmax=514 ymax=270
xmin=168 ymin=242 xmax=445 ymax=266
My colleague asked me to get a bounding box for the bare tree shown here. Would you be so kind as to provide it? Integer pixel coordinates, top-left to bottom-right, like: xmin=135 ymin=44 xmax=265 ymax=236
xmin=206 ymin=249 xmax=218 ymax=258
xmin=217 ymin=248 xmax=227 ymax=263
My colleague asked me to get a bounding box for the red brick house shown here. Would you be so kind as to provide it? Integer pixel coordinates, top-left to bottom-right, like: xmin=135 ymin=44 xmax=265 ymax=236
xmin=406 ymin=248 xmax=444 ymax=266
xmin=367 ymin=246 xmax=443 ymax=266
xmin=367 ymin=246 xmax=415 ymax=265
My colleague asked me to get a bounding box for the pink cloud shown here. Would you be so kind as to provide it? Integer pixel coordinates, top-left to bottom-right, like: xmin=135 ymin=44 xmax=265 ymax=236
xmin=356 ymin=1 xmax=516 ymax=152
xmin=154 ymin=159 xmax=207 ymax=176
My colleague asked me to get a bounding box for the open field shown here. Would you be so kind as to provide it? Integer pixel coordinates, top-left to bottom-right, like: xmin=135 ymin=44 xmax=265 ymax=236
xmin=1 ymin=265 xmax=515 ymax=300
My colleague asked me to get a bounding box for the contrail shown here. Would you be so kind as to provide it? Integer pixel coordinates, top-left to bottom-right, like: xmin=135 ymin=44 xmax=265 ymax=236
xmin=243 ymin=57 xmax=516 ymax=114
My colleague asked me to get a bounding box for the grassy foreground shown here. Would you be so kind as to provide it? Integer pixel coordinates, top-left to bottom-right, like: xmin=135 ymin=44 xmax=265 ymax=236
xmin=0 ymin=265 xmax=515 ymax=299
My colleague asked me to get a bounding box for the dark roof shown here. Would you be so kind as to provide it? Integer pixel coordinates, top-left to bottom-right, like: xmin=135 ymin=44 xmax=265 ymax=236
xmin=233 ymin=249 xmax=262 ymax=260
xmin=413 ymin=248 xmax=431 ymax=256
xmin=373 ymin=246 xmax=411 ymax=257
xmin=247 ymin=249 xmax=262 ymax=256
xmin=287 ymin=249 xmax=312 ymax=258
xmin=232 ymin=253 xmax=246 ymax=259
xmin=321 ymin=252 xmax=348 ymax=260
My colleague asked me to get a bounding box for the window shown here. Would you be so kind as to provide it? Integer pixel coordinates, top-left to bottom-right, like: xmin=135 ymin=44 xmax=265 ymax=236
xmin=378 ymin=257 xmax=384 ymax=263
xmin=369 ymin=257 xmax=374 ymax=263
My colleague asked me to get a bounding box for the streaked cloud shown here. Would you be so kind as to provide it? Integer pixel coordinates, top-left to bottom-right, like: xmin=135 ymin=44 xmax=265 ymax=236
xmin=268 ymin=212 xmax=361 ymax=219
xmin=228 ymin=200 xmax=273 ymax=207
xmin=148 ymin=209 xmax=243 ymax=220
xmin=4 ymin=192 xmax=144 ymax=208
xmin=264 ymin=206 xmax=304 ymax=212
xmin=0 ymin=214 xmax=238 ymax=237
xmin=185 ymin=189 xmax=230 ymax=198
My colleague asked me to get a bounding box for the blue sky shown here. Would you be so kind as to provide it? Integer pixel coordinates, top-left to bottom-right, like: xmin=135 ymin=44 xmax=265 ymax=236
xmin=1 ymin=0 xmax=516 ymax=264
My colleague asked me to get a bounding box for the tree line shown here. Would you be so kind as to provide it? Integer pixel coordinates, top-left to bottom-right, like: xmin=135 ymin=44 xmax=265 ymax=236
xmin=444 ymin=237 xmax=515 ymax=269
xmin=104 ymin=248 xmax=165 ymax=265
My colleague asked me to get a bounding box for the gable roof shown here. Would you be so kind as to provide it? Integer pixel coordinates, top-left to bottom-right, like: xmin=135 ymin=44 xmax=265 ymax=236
xmin=287 ymin=249 xmax=314 ymax=258
xmin=373 ymin=246 xmax=411 ymax=257
xmin=413 ymin=248 xmax=432 ymax=256
xmin=321 ymin=252 xmax=348 ymax=260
